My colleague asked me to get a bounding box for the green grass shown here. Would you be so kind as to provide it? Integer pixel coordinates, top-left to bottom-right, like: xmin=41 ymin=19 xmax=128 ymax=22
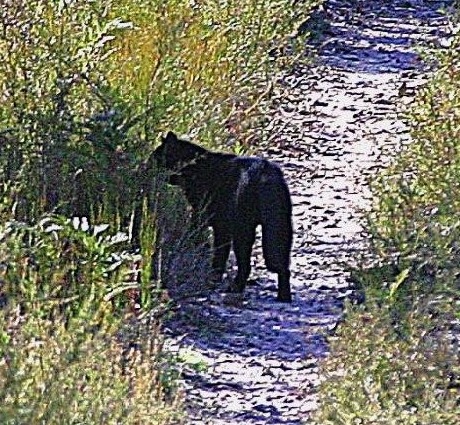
xmin=0 ymin=216 xmax=185 ymax=424
xmin=109 ymin=0 xmax=319 ymax=145
xmin=0 ymin=0 xmax=319 ymax=422
xmin=0 ymin=312 xmax=184 ymax=425
xmin=313 ymin=299 xmax=459 ymax=425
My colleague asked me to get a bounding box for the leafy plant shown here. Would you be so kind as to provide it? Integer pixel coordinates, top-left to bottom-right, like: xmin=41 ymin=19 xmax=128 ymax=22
xmin=312 ymin=300 xmax=459 ymax=425
xmin=0 ymin=310 xmax=184 ymax=425
xmin=0 ymin=215 xmax=144 ymax=320
xmin=108 ymin=0 xmax=320 ymax=147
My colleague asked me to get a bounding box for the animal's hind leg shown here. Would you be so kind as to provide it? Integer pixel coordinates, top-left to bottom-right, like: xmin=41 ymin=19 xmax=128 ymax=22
xmin=262 ymin=227 xmax=292 ymax=302
xmin=276 ymin=269 xmax=291 ymax=302
xmin=233 ymin=226 xmax=256 ymax=293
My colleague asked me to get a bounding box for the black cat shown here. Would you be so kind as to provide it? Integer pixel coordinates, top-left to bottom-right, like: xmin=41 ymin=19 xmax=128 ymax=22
xmin=153 ymin=131 xmax=293 ymax=302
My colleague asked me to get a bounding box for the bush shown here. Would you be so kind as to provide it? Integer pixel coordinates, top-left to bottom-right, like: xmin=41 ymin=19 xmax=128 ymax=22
xmin=0 ymin=0 xmax=157 ymax=225
xmin=109 ymin=0 xmax=319 ymax=145
xmin=366 ymin=37 xmax=460 ymax=309
xmin=0 ymin=311 xmax=184 ymax=425
xmin=313 ymin=299 xmax=459 ymax=425
xmin=0 ymin=216 xmax=184 ymax=424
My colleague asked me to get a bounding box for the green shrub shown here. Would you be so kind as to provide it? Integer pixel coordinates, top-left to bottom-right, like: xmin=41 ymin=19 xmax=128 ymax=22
xmin=0 ymin=0 xmax=158 ymax=225
xmin=0 ymin=216 xmax=184 ymax=424
xmin=0 ymin=215 xmax=143 ymax=319
xmin=313 ymin=299 xmax=459 ymax=425
xmin=367 ymin=37 xmax=460 ymax=308
xmin=0 ymin=311 xmax=184 ymax=425
xmin=109 ymin=0 xmax=319 ymax=145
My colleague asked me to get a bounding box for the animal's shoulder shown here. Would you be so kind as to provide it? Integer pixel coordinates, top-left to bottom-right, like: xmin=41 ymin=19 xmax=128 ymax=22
xmin=201 ymin=153 xmax=282 ymax=185
xmin=231 ymin=156 xmax=282 ymax=176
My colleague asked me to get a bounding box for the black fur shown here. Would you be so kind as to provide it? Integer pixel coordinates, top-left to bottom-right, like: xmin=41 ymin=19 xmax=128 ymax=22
xmin=153 ymin=131 xmax=293 ymax=302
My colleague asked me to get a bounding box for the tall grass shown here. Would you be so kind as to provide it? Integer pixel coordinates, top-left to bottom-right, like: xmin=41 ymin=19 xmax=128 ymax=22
xmin=0 ymin=215 xmax=185 ymax=424
xmin=109 ymin=0 xmax=317 ymax=145
xmin=0 ymin=0 xmax=318 ymax=422
xmin=0 ymin=310 xmax=184 ymax=425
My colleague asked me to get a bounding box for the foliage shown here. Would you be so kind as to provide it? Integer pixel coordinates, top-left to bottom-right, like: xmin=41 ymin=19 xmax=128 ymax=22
xmin=313 ymin=299 xmax=459 ymax=425
xmin=0 ymin=215 xmax=144 ymax=319
xmin=0 ymin=0 xmax=318 ymax=422
xmin=365 ymin=36 xmax=460 ymax=310
xmin=109 ymin=0 xmax=318 ymax=146
xmin=0 ymin=0 xmax=156 ymax=225
xmin=0 ymin=215 xmax=184 ymax=423
xmin=0 ymin=310 xmax=184 ymax=425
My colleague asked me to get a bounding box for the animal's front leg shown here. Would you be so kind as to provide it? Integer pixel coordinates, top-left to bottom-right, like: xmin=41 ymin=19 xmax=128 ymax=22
xmin=211 ymin=226 xmax=231 ymax=281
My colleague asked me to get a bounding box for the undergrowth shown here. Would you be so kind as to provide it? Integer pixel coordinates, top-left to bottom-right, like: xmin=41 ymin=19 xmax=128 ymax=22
xmin=109 ymin=0 xmax=319 ymax=147
xmin=314 ymin=298 xmax=459 ymax=425
xmin=313 ymin=13 xmax=460 ymax=425
xmin=0 ymin=0 xmax=318 ymax=422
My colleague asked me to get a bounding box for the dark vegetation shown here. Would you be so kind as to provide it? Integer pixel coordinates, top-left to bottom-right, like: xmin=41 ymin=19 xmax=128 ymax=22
xmin=0 ymin=0 xmax=317 ymax=422
xmin=314 ymin=14 xmax=460 ymax=425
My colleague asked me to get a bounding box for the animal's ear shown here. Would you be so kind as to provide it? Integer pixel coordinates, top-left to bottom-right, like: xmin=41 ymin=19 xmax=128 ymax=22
xmin=164 ymin=131 xmax=178 ymax=143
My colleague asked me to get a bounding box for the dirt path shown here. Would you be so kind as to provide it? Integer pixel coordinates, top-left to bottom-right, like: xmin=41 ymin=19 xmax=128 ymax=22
xmin=165 ymin=1 xmax=453 ymax=424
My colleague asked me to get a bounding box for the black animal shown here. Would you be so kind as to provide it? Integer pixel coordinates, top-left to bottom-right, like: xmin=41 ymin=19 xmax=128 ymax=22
xmin=153 ymin=131 xmax=293 ymax=302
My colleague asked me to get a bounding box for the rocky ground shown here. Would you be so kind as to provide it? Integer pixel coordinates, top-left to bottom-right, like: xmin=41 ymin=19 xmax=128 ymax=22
xmin=164 ymin=1 xmax=453 ymax=424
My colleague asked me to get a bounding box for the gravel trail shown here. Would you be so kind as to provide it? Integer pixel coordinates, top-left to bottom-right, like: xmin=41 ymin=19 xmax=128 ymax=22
xmin=165 ymin=1 xmax=453 ymax=423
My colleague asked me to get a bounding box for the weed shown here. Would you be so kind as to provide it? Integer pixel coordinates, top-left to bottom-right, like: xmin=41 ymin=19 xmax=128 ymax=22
xmin=313 ymin=299 xmax=459 ymax=425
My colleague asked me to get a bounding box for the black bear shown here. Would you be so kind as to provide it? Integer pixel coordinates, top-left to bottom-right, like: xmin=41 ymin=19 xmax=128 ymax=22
xmin=153 ymin=131 xmax=293 ymax=302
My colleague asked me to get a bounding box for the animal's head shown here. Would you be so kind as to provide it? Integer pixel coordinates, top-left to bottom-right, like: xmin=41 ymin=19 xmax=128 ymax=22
xmin=153 ymin=131 xmax=206 ymax=172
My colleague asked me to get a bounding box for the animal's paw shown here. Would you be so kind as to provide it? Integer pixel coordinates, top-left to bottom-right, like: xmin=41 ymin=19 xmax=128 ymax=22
xmin=223 ymin=284 xmax=243 ymax=294
xmin=276 ymin=293 xmax=292 ymax=303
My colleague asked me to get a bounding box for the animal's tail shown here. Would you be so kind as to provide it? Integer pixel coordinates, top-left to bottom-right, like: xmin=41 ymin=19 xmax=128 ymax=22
xmin=258 ymin=165 xmax=293 ymax=274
